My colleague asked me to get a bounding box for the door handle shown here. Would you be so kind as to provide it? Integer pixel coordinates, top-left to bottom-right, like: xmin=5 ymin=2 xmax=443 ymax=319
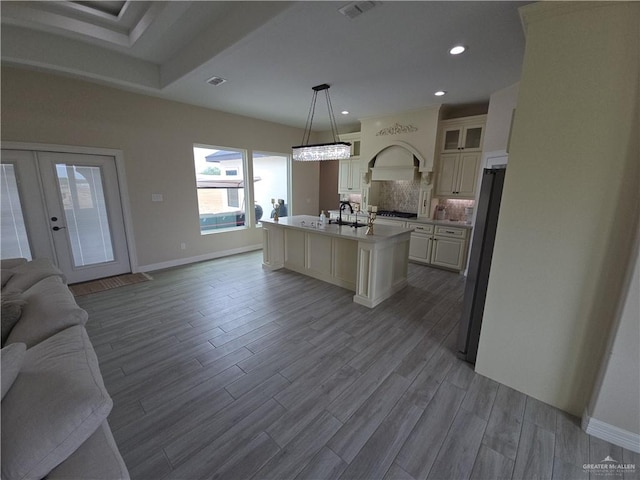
xmin=52 ymin=226 xmax=67 ymax=231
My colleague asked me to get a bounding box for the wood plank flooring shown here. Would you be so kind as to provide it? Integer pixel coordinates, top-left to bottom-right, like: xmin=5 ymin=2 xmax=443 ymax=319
xmin=78 ymin=251 xmax=637 ymax=480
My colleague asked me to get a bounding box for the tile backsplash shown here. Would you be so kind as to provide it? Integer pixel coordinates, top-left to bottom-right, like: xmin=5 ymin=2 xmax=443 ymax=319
xmin=377 ymin=180 xmax=421 ymax=212
xmin=340 ymin=183 xmax=475 ymax=221
xmin=435 ymin=198 xmax=475 ymax=222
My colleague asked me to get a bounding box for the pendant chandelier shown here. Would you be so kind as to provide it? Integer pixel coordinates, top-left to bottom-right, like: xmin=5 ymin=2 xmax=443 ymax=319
xmin=292 ymin=84 xmax=351 ymax=161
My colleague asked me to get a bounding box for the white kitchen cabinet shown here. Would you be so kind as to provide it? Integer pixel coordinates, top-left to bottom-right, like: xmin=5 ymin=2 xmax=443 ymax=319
xmin=440 ymin=116 xmax=486 ymax=153
xmin=408 ymin=221 xmax=469 ymax=272
xmin=338 ymin=133 xmax=362 ymax=194
xmin=408 ymin=223 xmax=434 ymax=263
xmin=435 ymin=115 xmax=485 ymax=199
xmin=338 ymin=158 xmax=362 ymax=194
xmin=435 ymin=152 xmax=481 ymax=197
xmin=431 ymin=236 xmax=466 ymax=270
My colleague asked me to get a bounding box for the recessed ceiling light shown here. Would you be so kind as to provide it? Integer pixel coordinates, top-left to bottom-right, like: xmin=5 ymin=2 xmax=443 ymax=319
xmin=434 ymin=91 xmax=447 ymax=96
xmin=341 ymin=111 xmax=349 ymax=115
xmin=449 ymin=45 xmax=466 ymax=55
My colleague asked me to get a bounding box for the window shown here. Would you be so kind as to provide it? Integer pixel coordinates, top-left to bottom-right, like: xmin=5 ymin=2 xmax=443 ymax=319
xmin=193 ymin=146 xmax=290 ymax=233
xmin=251 ymin=152 xmax=290 ymax=225
xmin=193 ymin=146 xmax=247 ymax=233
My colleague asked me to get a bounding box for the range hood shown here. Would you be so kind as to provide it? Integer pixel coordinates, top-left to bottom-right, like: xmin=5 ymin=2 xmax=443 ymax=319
xmin=370 ymin=145 xmax=418 ymax=181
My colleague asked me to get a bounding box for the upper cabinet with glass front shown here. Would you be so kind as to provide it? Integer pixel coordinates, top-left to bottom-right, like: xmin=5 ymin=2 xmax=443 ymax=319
xmin=440 ymin=115 xmax=486 ymax=153
xmin=339 ymin=132 xmax=361 ymax=157
xmin=338 ymin=132 xmax=362 ymax=194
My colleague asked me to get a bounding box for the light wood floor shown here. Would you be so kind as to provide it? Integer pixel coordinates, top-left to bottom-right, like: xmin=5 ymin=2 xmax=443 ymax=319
xmin=79 ymin=251 xmax=639 ymax=480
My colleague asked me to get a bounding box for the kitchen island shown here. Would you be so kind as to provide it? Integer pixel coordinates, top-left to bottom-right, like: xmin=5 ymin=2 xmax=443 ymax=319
xmin=261 ymin=215 xmax=414 ymax=308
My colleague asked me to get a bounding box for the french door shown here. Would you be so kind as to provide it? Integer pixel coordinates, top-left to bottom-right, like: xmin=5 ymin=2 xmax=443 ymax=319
xmin=1 ymin=149 xmax=131 ymax=283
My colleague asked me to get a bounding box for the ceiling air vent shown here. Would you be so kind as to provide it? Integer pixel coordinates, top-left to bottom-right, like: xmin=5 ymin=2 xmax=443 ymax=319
xmin=206 ymin=76 xmax=227 ymax=86
xmin=338 ymin=1 xmax=377 ymax=19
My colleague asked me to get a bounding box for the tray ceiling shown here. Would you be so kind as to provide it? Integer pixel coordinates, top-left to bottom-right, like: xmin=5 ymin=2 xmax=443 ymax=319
xmin=1 ymin=1 xmax=530 ymax=130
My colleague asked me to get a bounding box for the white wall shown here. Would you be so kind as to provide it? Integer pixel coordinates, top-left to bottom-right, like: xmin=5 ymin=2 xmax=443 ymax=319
xmin=585 ymin=231 xmax=640 ymax=451
xmin=475 ymin=2 xmax=640 ymax=416
xmin=482 ymin=83 xmax=519 ymax=155
xmin=0 ymin=67 xmax=319 ymax=270
xmin=464 ymin=83 xmax=520 ymax=274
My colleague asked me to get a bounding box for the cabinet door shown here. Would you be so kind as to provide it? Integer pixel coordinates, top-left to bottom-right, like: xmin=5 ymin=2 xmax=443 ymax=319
xmin=442 ymin=127 xmax=462 ymax=152
xmin=435 ymin=154 xmax=458 ymax=196
xmin=431 ymin=236 xmax=465 ymax=270
xmin=349 ymin=159 xmax=361 ymax=192
xmin=338 ymin=158 xmax=361 ymax=193
xmin=456 ymin=152 xmax=481 ymax=197
xmin=409 ymin=234 xmax=431 ymax=263
xmin=461 ymin=125 xmax=484 ymax=151
xmin=338 ymin=159 xmax=352 ymax=193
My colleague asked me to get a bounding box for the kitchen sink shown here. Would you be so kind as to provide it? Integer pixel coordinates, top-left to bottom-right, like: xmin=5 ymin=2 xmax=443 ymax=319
xmin=329 ymin=219 xmax=365 ymax=228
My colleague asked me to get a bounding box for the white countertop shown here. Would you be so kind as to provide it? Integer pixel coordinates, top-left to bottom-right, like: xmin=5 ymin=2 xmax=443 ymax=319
xmin=326 ymin=210 xmax=473 ymax=229
xmin=260 ymin=215 xmax=414 ymax=243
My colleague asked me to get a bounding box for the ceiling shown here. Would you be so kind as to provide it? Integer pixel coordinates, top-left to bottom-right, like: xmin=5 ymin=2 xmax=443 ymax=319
xmin=1 ymin=1 xmax=529 ymax=131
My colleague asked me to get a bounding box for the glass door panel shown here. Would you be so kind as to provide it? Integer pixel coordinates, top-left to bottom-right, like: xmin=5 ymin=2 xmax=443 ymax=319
xmin=443 ymin=129 xmax=461 ymax=151
xmin=0 ymin=163 xmax=32 ymax=260
xmin=464 ymin=127 xmax=483 ymax=150
xmin=55 ymin=164 xmax=115 ymax=267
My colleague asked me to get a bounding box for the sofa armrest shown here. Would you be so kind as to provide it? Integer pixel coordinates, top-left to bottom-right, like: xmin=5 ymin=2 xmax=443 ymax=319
xmin=46 ymin=421 xmax=130 ymax=480
xmin=0 ymin=258 xmax=27 ymax=270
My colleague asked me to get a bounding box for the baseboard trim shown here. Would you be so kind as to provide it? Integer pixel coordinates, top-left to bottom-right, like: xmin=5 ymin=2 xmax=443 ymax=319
xmin=583 ymin=409 xmax=640 ymax=453
xmin=137 ymin=245 xmax=262 ymax=273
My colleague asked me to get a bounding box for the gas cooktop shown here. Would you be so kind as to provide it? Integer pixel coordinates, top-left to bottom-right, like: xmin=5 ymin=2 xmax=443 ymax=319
xmin=377 ymin=210 xmax=417 ymax=218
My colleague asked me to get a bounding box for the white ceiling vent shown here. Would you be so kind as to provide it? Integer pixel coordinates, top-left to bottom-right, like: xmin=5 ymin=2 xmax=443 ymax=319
xmin=338 ymin=1 xmax=377 ymax=19
xmin=206 ymin=76 xmax=227 ymax=86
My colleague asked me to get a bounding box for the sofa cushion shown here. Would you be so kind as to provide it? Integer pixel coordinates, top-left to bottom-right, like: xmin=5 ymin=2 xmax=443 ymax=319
xmin=1 ymin=290 xmax=25 ymax=346
xmin=0 ymin=342 xmax=26 ymax=400
xmin=5 ymin=276 xmax=88 ymax=348
xmin=45 ymin=421 xmax=130 ymax=480
xmin=1 ymin=325 xmax=113 ymax=480
xmin=3 ymin=257 xmax=66 ymax=292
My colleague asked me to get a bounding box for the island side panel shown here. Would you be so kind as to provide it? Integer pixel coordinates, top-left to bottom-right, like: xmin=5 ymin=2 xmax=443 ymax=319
xmin=306 ymin=233 xmax=333 ymax=278
xmin=284 ymin=229 xmax=305 ymax=271
xmin=274 ymin=225 xmax=358 ymax=292
xmin=262 ymin=224 xmax=284 ymax=270
xmin=353 ymin=232 xmax=412 ymax=308
xmin=333 ymin=238 xmax=358 ymax=288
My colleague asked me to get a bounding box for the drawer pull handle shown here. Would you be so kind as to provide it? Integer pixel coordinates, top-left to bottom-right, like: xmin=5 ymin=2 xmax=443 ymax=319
xmin=445 ymin=230 xmax=455 ymax=234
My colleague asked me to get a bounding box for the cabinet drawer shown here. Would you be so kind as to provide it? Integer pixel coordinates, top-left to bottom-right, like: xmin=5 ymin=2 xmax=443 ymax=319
xmin=434 ymin=225 xmax=467 ymax=238
xmin=376 ymin=218 xmax=406 ymax=227
xmin=408 ymin=222 xmax=434 ymax=234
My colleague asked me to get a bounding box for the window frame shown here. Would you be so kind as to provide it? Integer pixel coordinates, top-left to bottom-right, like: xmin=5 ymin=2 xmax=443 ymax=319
xmin=193 ymin=144 xmax=251 ymax=235
xmin=250 ymin=150 xmax=292 ymax=227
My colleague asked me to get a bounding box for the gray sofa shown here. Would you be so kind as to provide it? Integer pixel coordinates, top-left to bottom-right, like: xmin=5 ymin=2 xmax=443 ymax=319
xmin=1 ymin=258 xmax=129 ymax=480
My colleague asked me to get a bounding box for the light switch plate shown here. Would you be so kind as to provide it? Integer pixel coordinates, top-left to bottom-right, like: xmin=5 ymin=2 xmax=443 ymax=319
xmin=151 ymin=193 xmax=163 ymax=202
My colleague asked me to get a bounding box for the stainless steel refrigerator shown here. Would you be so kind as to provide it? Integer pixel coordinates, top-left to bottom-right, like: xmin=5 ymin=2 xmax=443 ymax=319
xmin=457 ymin=167 xmax=506 ymax=364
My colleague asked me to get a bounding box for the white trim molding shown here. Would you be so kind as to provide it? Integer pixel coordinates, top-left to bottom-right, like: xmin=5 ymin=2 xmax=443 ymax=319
xmin=138 ymin=244 xmax=262 ymax=273
xmin=583 ymin=409 xmax=640 ymax=453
